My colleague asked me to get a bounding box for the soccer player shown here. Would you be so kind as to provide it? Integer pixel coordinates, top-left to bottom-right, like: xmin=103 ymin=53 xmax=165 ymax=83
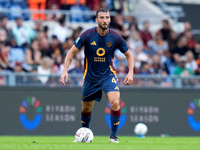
xmin=60 ymin=8 xmax=134 ymax=143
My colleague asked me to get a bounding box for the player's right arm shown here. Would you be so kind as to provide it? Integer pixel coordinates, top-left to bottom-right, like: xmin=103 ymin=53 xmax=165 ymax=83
xmin=60 ymin=45 xmax=79 ymax=85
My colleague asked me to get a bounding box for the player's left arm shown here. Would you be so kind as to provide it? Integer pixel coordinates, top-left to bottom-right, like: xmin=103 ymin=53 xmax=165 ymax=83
xmin=124 ymin=50 xmax=134 ymax=85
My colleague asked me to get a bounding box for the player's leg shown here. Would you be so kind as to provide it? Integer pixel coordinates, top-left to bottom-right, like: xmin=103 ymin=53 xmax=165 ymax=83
xmin=107 ymin=91 xmax=121 ymax=143
xmin=81 ymin=100 xmax=95 ymax=128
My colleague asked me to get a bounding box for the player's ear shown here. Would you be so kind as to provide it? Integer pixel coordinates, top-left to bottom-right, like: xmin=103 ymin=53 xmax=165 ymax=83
xmin=95 ymin=18 xmax=98 ymax=23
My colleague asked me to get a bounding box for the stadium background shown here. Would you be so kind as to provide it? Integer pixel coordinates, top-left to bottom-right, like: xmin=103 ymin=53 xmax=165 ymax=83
xmin=0 ymin=0 xmax=200 ymax=137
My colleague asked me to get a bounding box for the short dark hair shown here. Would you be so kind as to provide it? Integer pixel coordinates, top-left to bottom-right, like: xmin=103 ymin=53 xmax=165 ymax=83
xmin=96 ymin=8 xmax=110 ymax=18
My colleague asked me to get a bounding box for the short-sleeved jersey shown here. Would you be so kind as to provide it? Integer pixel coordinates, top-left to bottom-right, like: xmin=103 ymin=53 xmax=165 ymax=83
xmin=74 ymin=27 xmax=128 ymax=81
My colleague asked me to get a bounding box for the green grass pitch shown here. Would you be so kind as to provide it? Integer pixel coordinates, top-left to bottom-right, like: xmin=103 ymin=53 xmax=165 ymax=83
xmin=0 ymin=136 xmax=200 ymax=150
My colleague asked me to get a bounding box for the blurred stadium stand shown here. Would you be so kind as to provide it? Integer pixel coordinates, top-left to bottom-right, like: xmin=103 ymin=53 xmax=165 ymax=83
xmin=0 ymin=72 xmax=200 ymax=89
xmin=0 ymin=0 xmax=200 ymax=89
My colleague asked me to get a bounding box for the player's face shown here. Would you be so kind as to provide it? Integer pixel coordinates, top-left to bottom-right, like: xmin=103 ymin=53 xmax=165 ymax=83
xmin=96 ymin=12 xmax=111 ymax=30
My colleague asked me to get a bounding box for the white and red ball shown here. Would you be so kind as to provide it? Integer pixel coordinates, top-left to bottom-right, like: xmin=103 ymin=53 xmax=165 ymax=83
xmin=75 ymin=127 xmax=94 ymax=143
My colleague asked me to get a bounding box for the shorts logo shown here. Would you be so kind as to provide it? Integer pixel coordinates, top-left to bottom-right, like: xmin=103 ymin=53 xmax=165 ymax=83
xmin=107 ymin=42 xmax=112 ymax=47
xmin=114 ymin=86 xmax=119 ymax=90
xmin=187 ymin=98 xmax=200 ymax=131
xmin=96 ymin=48 xmax=105 ymax=56
xmin=19 ymin=97 xmax=42 ymax=130
xmin=105 ymin=101 xmax=127 ymax=130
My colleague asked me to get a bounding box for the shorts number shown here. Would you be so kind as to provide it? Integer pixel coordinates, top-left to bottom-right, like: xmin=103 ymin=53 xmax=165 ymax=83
xmin=112 ymin=77 xmax=116 ymax=84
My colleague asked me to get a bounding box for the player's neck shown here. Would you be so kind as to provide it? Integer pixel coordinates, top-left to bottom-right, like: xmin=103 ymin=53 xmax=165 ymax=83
xmin=97 ymin=26 xmax=109 ymax=36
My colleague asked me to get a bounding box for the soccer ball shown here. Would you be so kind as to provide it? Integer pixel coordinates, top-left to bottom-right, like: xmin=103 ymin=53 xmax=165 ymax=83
xmin=75 ymin=127 xmax=94 ymax=143
xmin=134 ymin=123 xmax=148 ymax=136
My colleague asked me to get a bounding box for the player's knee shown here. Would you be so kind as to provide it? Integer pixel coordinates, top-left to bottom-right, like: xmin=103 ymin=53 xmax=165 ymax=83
xmin=82 ymin=105 xmax=92 ymax=113
xmin=110 ymin=100 xmax=120 ymax=110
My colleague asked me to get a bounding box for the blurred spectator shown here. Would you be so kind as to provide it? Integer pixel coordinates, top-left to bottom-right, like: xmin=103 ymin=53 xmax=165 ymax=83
xmin=86 ymin=0 xmax=100 ymax=11
xmin=43 ymin=26 xmax=49 ymax=39
xmin=46 ymin=0 xmax=61 ymax=9
xmin=50 ymin=35 xmax=63 ymax=59
xmin=174 ymin=55 xmax=195 ymax=88
xmin=149 ymin=55 xmax=169 ymax=86
xmin=34 ymin=19 xmax=43 ymax=32
xmin=116 ymin=63 xmax=127 ymax=86
xmin=70 ymin=1 xmax=92 ymax=22
xmin=171 ymin=36 xmax=188 ymax=56
xmin=52 ymin=54 xmax=64 ymax=75
xmin=40 ymin=38 xmax=53 ymax=58
xmin=71 ymin=26 xmax=83 ymax=41
xmin=179 ymin=21 xmax=192 ymax=38
xmin=28 ymin=0 xmax=46 ymax=20
xmin=62 ymin=37 xmax=74 ymax=56
xmin=196 ymin=53 xmax=200 ymax=66
xmin=46 ymin=3 xmax=62 ymax=21
xmin=12 ymin=17 xmax=36 ymax=48
xmin=0 ymin=16 xmax=12 ymax=41
xmin=60 ymin=0 xmax=85 ymax=10
xmin=149 ymin=55 xmax=168 ymax=75
xmin=127 ymin=32 xmax=143 ymax=52
xmin=0 ymin=65 xmax=6 ymax=85
xmin=139 ymin=61 xmax=151 ymax=75
xmin=131 ymin=46 xmax=148 ymax=69
xmin=192 ymin=41 xmax=200 ymax=60
xmin=195 ymin=64 xmax=200 ymax=75
xmin=13 ymin=61 xmax=26 ymax=84
xmin=112 ymin=0 xmax=134 ymax=14
xmin=25 ymin=39 xmax=41 ymax=66
xmin=9 ymin=46 xmax=24 ymax=66
xmin=26 ymin=65 xmax=42 ymax=86
xmin=173 ymin=55 xmax=194 ymax=76
xmin=99 ymin=0 xmax=107 ymax=9
xmin=110 ymin=14 xmax=129 ymax=40
xmin=184 ymin=30 xmax=195 ymax=50
xmin=159 ymin=19 xmax=172 ymax=41
xmin=185 ymin=51 xmax=198 ymax=72
xmin=168 ymin=31 xmax=178 ymax=54
xmin=0 ymin=32 xmax=10 ymax=69
xmin=113 ymin=49 xmax=127 ymax=70
xmin=68 ymin=59 xmax=83 ymax=86
xmin=128 ymin=22 xmax=139 ymax=36
xmin=140 ymin=20 xmax=153 ymax=50
xmin=37 ymin=56 xmax=53 ymax=84
xmin=68 ymin=59 xmax=83 ymax=73
xmin=46 ymin=66 xmax=60 ymax=87
xmin=147 ymin=30 xmax=169 ymax=56
xmin=52 ymin=17 xmax=70 ymax=43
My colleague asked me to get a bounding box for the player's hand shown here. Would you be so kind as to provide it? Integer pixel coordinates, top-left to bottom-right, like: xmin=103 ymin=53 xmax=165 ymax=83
xmin=60 ymin=71 xmax=68 ymax=85
xmin=124 ymin=72 xmax=133 ymax=85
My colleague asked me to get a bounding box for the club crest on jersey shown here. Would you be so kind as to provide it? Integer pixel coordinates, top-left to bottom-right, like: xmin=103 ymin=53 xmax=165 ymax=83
xmin=107 ymin=42 xmax=112 ymax=47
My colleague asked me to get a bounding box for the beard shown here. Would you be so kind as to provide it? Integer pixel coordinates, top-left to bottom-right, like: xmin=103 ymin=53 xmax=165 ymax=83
xmin=99 ymin=23 xmax=109 ymax=30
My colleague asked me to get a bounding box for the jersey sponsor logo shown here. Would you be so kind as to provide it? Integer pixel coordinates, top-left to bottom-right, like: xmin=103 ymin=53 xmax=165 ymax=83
xmin=96 ymin=48 xmax=105 ymax=56
xmin=94 ymin=57 xmax=105 ymax=62
xmin=114 ymin=86 xmax=119 ymax=90
xmin=107 ymin=41 xmax=112 ymax=47
xmin=91 ymin=41 xmax=97 ymax=45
